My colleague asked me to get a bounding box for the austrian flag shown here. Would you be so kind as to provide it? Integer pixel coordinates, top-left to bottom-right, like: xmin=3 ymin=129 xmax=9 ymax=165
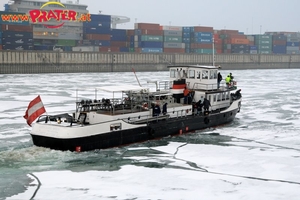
xmin=24 ymin=95 xmax=46 ymax=126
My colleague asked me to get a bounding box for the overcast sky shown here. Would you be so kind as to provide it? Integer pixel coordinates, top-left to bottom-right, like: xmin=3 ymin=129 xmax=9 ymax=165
xmin=1 ymin=0 xmax=299 ymax=34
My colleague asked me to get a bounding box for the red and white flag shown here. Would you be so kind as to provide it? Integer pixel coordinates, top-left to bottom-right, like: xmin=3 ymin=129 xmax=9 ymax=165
xmin=24 ymin=95 xmax=46 ymax=126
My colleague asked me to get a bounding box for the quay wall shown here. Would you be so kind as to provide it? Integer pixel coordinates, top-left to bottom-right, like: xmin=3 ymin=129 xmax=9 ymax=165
xmin=0 ymin=51 xmax=300 ymax=74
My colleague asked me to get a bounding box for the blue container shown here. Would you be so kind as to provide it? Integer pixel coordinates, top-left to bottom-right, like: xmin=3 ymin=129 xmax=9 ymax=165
xmin=83 ymin=27 xmax=111 ymax=35
xmin=182 ymin=38 xmax=190 ymax=43
xmin=0 ymin=11 xmax=29 ymax=25
xmin=183 ymin=32 xmax=191 ymax=38
xmin=249 ymin=45 xmax=257 ymax=50
xmin=286 ymin=42 xmax=299 ymax=47
xmin=120 ymin=47 xmax=129 ymax=52
xmin=182 ymin=27 xmax=191 ymax=32
xmin=2 ymin=37 xmax=33 ymax=45
xmin=50 ymin=46 xmax=72 ymax=52
xmin=139 ymin=41 xmax=163 ymax=48
xmin=231 ymin=49 xmax=250 ymax=54
xmin=129 ymin=42 xmax=134 ymax=48
xmin=231 ymin=44 xmax=249 ymax=50
xmin=192 ymin=38 xmax=212 ymax=44
xmin=83 ymin=21 xmax=110 ymax=28
xmin=141 ymin=48 xmax=163 ymax=53
xmin=193 ymin=32 xmax=213 ymax=38
xmin=185 ymin=49 xmax=191 ymax=53
xmin=89 ymin=14 xmax=111 ymax=23
xmin=135 ymin=29 xmax=142 ymax=35
xmin=96 ymin=40 xmax=111 ymax=46
xmin=34 ymin=45 xmax=50 ymax=50
xmin=2 ymin=31 xmax=33 ymax=38
xmin=2 ymin=44 xmax=33 ymax=50
xmin=272 ymin=45 xmax=286 ymax=54
xmin=129 ymin=36 xmax=134 ymax=42
xmin=111 ymin=35 xmax=127 ymax=41
xmin=184 ymin=43 xmax=190 ymax=48
xmin=111 ymin=29 xmax=127 ymax=36
xmin=272 ymin=35 xmax=287 ymax=41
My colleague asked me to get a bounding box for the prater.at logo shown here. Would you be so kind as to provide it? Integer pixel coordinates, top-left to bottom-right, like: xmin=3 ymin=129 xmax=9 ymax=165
xmin=29 ymin=1 xmax=90 ymax=28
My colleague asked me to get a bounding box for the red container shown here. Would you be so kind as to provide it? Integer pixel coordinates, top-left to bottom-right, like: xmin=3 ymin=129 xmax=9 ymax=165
xmin=219 ymin=29 xmax=239 ymax=35
xmin=213 ymin=34 xmax=220 ymax=39
xmin=135 ymin=23 xmax=160 ymax=30
xmin=228 ymin=38 xmax=249 ymax=45
xmin=1 ymin=24 xmax=33 ymax=32
xmin=249 ymin=41 xmax=255 ymax=46
xmin=193 ymin=26 xmax=213 ymax=32
xmin=216 ymin=49 xmax=222 ymax=54
xmin=99 ymin=47 xmax=120 ymax=52
xmin=215 ymin=44 xmax=222 ymax=49
xmin=110 ymin=41 xmax=128 ymax=47
xmin=140 ymin=29 xmax=164 ymax=35
xmin=163 ymin=48 xmax=185 ymax=53
xmin=227 ymin=34 xmax=247 ymax=39
xmin=191 ymin=43 xmax=213 ymax=49
xmin=127 ymin=29 xmax=135 ymax=36
xmin=273 ymin=40 xmax=286 ymax=45
xmin=214 ymin=38 xmax=222 ymax=44
xmin=0 ymin=45 xmax=2 ymax=50
xmin=84 ymin=34 xmax=111 ymax=40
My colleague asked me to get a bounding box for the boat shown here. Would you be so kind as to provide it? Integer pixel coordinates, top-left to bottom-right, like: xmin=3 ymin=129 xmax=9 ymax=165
xmin=28 ymin=65 xmax=242 ymax=152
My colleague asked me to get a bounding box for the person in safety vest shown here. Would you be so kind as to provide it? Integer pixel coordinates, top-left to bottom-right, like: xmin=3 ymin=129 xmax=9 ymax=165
xmin=225 ymin=75 xmax=231 ymax=88
xmin=183 ymin=87 xmax=190 ymax=104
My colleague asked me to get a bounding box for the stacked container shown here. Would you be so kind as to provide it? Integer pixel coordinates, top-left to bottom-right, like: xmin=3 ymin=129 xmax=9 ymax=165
xmin=162 ymin=26 xmax=185 ymax=53
xmin=190 ymin=26 xmax=214 ymax=54
xmin=272 ymin=34 xmax=287 ymax=54
xmin=182 ymin=27 xmax=191 ymax=53
xmin=81 ymin=14 xmax=111 ymax=51
xmin=246 ymin=35 xmax=257 ymax=54
xmin=285 ymin=33 xmax=300 ymax=54
xmin=213 ymin=33 xmax=222 ymax=54
xmin=134 ymin=23 xmax=163 ymax=53
xmin=0 ymin=11 xmax=33 ymax=50
xmin=254 ymin=35 xmax=272 ymax=54
xmin=219 ymin=30 xmax=249 ymax=54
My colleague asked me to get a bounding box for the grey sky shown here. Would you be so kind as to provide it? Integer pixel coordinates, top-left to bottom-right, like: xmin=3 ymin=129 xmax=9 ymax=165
xmin=1 ymin=0 xmax=299 ymax=34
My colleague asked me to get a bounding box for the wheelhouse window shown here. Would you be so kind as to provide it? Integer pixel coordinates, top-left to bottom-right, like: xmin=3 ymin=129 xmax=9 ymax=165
xmin=202 ymin=70 xmax=208 ymax=79
xmin=197 ymin=71 xmax=201 ymax=79
xmin=210 ymin=70 xmax=217 ymax=79
xmin=189 ymin=70 xmax=195 ymax=79
xmin=170 ymin=69 xmax=176 ymax=78
xmin=110 ymin=123 xmax=122 ymax=131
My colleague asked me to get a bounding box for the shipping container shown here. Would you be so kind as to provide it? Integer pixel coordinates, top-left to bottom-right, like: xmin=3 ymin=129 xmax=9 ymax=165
xmin=2 ymin=37 xmax=33 ymax=45
xmin=250 ymin=50 xmax=257 ymax=54
xmin=163 ymin=30 xmax=182 ymax=36
xmin=99 ymin=46 xmax=120 ymax=52
xmin=193 ymin=26 xmax=214 ymax=32
xmin=111 ymin=29 xmax=127 ymax=36
xmin=286 ymin=46 xmax=299 ymax=51
xmin=249 ymin=45 xmax=257 ymax=50
xmin=119 ymin=47 xmax=129 ymax=52
xmin=182 ymin=38 xmax=190 ymax=43
xmin=255 ymin=40 xmax=272 ymax=45
xmin=83 ymin=21 xmax=111 ymax=28
xmin=0 ymin=11 xmax=29 ymax=25
xmin=135 ymin=35 xmax=163 ymax=42
xmin=191 ymin=38 xmax=212 ymax=44
xmin=287 ymin=38 xmax=299 ymax=42
xmin=163 ymin=42 xmax=185 ymax=48
xmin=231 ymin=49 xmax=250 ymax=54
xmin=84 ymin=34 xmax=111 ymax=40
xmin=72 ymin=46 xmax=99 ymax=52
xmin=218 ymin=29 xmax=239 ymax=35
xmin=191 ymin=43 xmax=213 ymax=49
xmin=134 ymin=23 xmax=160 ymax=30
xmin=110 ymin=41 xmax=128 ymax=47
xmin=254 ymin=35 xmax=272 ymax=40
xmin=258 ymin=50 xmax=271 ymax=54
xmin=182 ymin=27 xmax=192 ymax=32
xmin=164 ymin=36 xmax=182 ymax=43
xmin=83 ymin=27 xmax=111 ymax=35
xmin=2 ymin=44 xmax=33 ymax=50
xmin=286 ymin=42 xmax=299 ymax=46
xmin=134 ymin=29 xmax=164 ymax=36
xmin=1 ymin=24 xmax=32 ymax=32
xmin=2 ymin=31 xmax=33 ymax=38
xmin=258 ymin=45 xmax=272 ymax=50
xmin=286 ymin=50 xmax=300 ymax=54
xmin=33 ymin=45 xmax=50 ymax=51
xmin=88 ymin=14 xmax=111 ymax=23
xmin=182 ymin=32 xmax=191 ymax=38
xmin=164 ymin=48 xmax=185 ymax=53
xmin=162 ymin=26 xmax=182 ymax=31
xmin=57 ymin=39 xmax=77 ymax=46
xmin=272 ymin=35 xmax=287 ymax=41
xmin=111 ymin=34 xmax=127 ymax=42
xmin=272 ymin=45 xmax=286 ymax=54
xmin=191 ymin=48 xmax=215 ymax=54
xmin=272 ymin=40 xmax=286 ymax=45
xmin=231 ymin=44 xmax=249 ymax=50
xmin=141 ymin=48 xmax=163 ymax=53
xmin=135 ymin=41 xmax=163 ymax=48
xmin=229 ymin=38 xmax=250 ymax=45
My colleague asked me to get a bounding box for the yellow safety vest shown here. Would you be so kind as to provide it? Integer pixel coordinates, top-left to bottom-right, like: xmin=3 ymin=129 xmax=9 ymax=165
xmin=225 ymin=76 xmax=231 ymax=83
